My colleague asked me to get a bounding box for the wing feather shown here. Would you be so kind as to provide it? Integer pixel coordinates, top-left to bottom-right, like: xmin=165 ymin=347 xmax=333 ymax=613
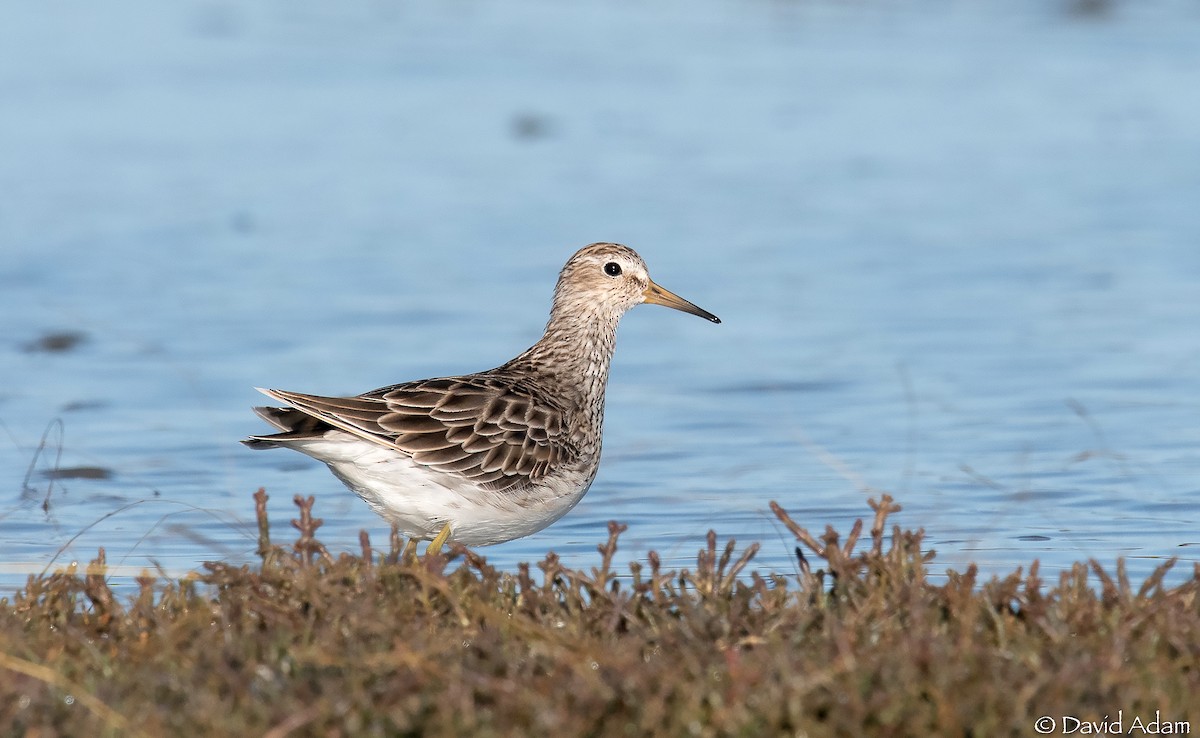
xmin=256 ymin=375 xmax=575 ymax=492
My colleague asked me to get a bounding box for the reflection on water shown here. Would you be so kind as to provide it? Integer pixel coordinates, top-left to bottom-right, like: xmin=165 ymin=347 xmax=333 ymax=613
xmin=2 ymin=0 xmax=1198 ymax=593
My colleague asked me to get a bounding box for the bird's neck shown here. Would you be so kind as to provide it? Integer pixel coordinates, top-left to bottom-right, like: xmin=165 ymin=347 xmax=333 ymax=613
xmin=508 ymin=305 xmax=621 ymax=404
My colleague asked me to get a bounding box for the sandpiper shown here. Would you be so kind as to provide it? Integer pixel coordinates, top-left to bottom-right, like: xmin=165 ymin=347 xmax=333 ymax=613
xmin=243 ymin=243 xmax=720 ymax=553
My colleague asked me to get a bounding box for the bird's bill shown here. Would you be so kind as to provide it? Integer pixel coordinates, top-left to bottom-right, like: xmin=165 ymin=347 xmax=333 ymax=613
xmin=642 ymin=281 xmax=721 ymax=324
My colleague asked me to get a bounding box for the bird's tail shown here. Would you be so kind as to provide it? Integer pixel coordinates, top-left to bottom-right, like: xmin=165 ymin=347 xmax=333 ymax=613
xmin=242 ymin=406 xmax=332 ymax=449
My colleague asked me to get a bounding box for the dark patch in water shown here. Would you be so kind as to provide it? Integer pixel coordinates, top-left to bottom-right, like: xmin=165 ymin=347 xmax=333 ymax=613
xmin=61 ymin=400 xmax=108 ymax=412
xmin=511 ymin=113 xmax=553 ymax=140
xmin=1017 ymin=535 xmax=1052 ymax=542
xmin=24 ymin=330 xmax=88 ymax=354
xmin=230 ymin=210 xmax=256 ymax=234
xmin=1064 ymin=0 xmax=1112 ymax=20
xmin=42 ymin=466 xmax=113 ymax=480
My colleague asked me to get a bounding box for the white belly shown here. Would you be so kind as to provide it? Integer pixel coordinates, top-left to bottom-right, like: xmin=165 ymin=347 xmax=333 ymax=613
xmin=283 ymin=432 xmax=595 ymax=546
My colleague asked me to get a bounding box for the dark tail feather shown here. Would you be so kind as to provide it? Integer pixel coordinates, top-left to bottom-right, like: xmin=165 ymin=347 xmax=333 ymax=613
xmin=242 ymin=406 xmax=333 ymax=449
xmin=242 ymin=436 xmax=285 ymax=449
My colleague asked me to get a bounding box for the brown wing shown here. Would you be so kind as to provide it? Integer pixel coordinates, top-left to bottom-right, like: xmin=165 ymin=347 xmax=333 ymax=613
xmin=257 ymin=375 xmax=574 ymax=492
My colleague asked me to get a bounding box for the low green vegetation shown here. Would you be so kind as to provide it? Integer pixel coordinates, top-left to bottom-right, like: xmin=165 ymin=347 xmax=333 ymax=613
xmin=2 ymin=491 xmax=1197 ymax=736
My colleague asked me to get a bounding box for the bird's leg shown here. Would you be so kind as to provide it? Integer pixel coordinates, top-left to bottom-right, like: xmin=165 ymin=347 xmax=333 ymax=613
xmin=426 ymin=523 xmax=452 ymax=555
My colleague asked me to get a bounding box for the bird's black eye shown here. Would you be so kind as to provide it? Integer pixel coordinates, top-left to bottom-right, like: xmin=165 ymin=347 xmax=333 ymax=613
xmin=604 ymin=262 xmax=622 ymax=277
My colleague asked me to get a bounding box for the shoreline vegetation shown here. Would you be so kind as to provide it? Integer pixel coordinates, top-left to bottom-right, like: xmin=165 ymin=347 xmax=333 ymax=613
xmin=2 ymin=491 xmax=1197 ymax=736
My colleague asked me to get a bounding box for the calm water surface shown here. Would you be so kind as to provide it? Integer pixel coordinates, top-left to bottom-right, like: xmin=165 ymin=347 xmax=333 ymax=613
xmin=2 ymin=0 xmax=1199 ymax=593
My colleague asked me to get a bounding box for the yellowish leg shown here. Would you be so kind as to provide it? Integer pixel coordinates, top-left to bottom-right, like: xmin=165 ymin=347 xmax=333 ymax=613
xmin=426 ymin=524 xmax=452 ymax=555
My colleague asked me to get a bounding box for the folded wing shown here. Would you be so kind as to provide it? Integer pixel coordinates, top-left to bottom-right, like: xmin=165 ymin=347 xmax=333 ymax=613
xmin=246 ymin=376 xmax=575 ymax=493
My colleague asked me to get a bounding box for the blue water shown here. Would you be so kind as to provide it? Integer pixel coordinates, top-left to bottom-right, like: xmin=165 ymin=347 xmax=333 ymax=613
xmin=2 ymin=0 xmax=1199 ymax=593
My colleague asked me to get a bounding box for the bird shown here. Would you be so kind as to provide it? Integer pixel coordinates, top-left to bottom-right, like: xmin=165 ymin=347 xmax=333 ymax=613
xmin=243 ymin=242 xmax=720 ymax=554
